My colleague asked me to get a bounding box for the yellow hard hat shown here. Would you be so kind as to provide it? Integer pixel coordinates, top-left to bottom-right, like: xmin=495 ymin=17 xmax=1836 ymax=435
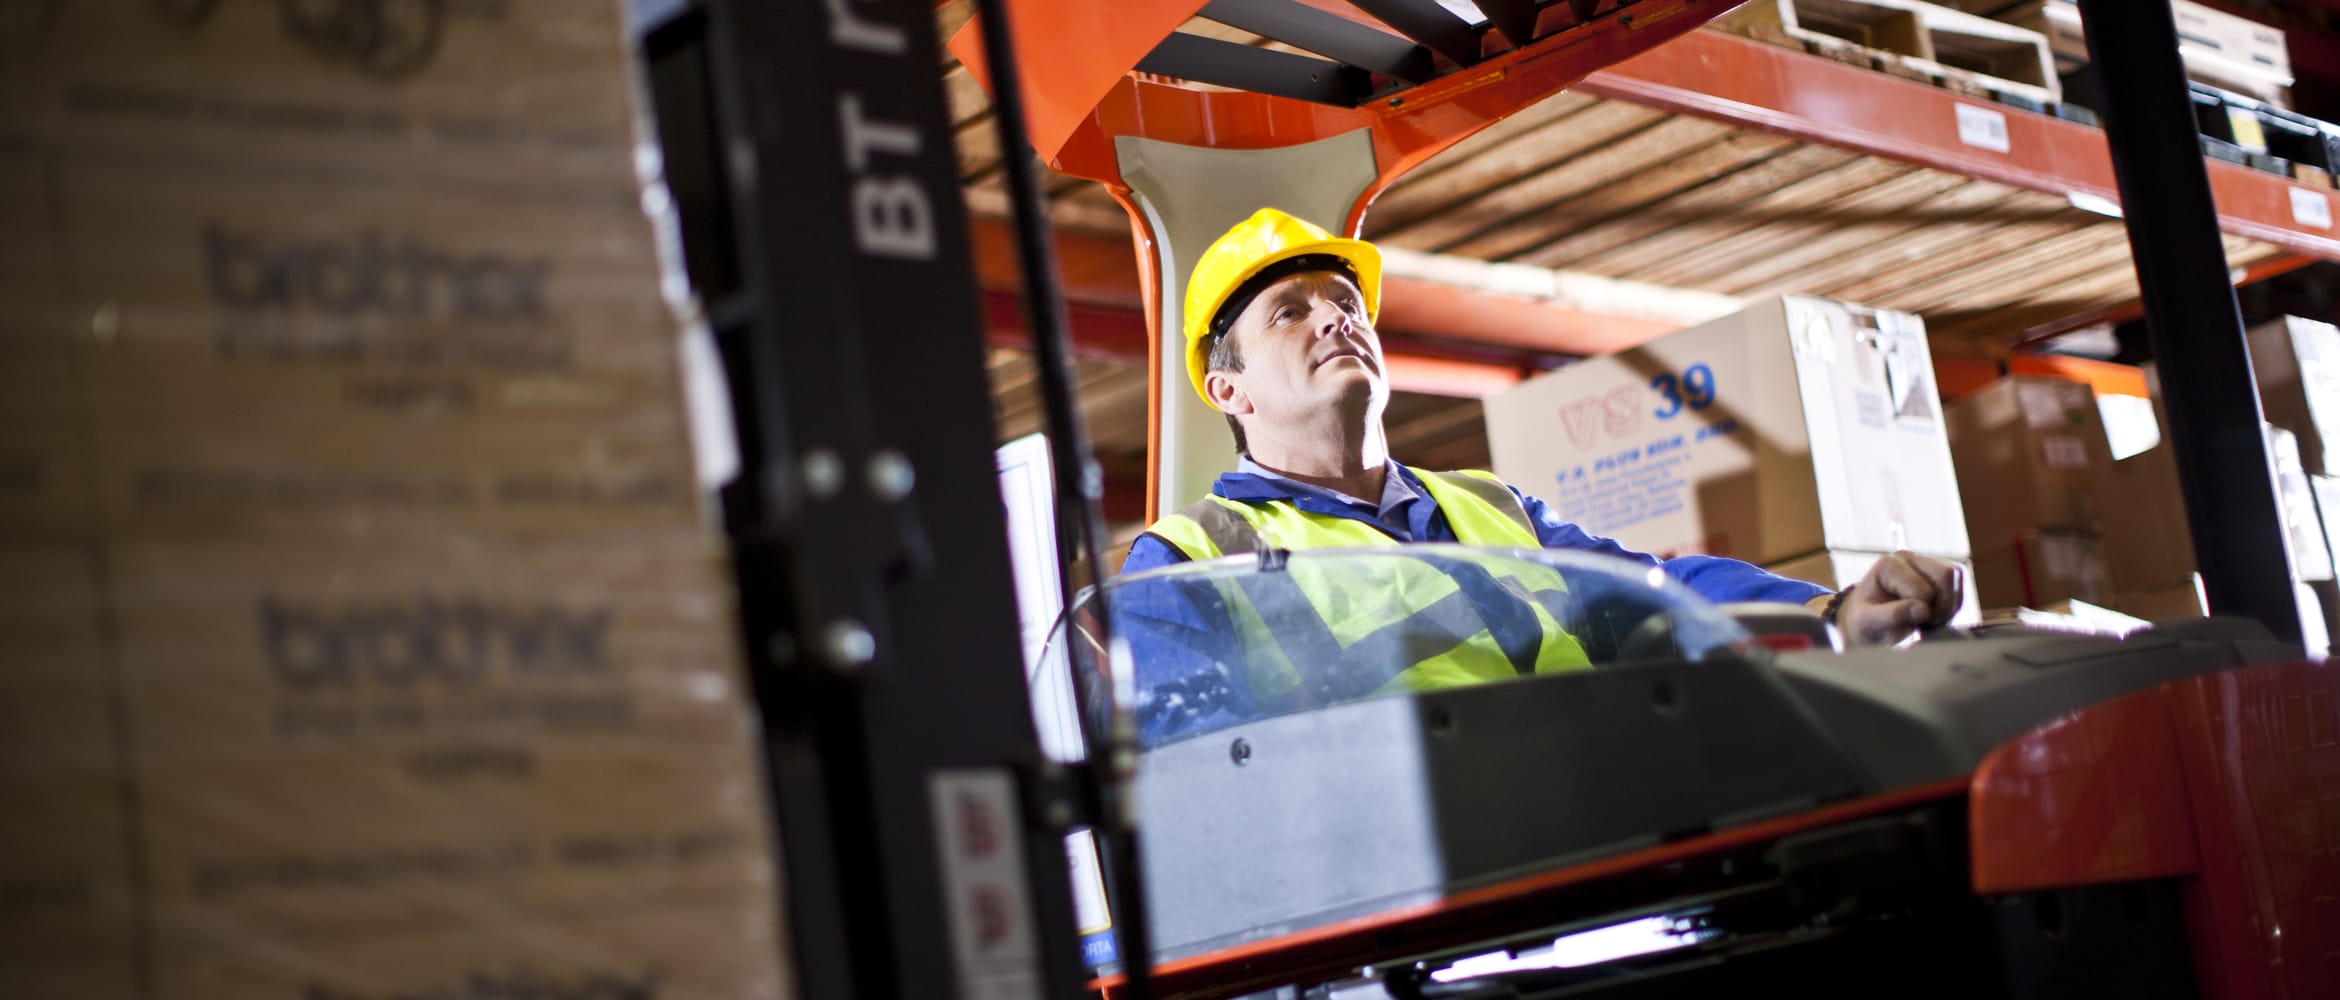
xmin=1182 ymin=208 xmax=1382 ymax=409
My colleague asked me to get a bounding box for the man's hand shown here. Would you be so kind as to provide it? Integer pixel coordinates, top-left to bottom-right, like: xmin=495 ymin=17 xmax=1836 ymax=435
xmin=1815 ymin=551 xmax=1966 ymax=646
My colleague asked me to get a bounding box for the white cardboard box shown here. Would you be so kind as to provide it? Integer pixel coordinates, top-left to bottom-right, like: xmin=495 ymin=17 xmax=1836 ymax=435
xmin=2172 ymin=0 xmax=2293 ymax=89
xmin=1487 ymin=295 xmax=1970 ymax=565
xmin=2249 ymin=316 xmax=2340 ymax=478
xmin=2000 ymin=1 xmax=2291 ymax=91
xmin=2314 ymin=476 xmax=2340 ymax=586
xmin=2272 ymin=427 xmax=2334 ymax=582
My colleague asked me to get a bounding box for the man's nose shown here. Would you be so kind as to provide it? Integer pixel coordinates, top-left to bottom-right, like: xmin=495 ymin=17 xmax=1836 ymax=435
xmin=1313 ymin=303 xmax=1354 ymax=337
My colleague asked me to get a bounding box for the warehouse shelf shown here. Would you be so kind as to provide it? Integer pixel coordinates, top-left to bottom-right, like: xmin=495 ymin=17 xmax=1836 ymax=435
xmin=947 ymin=20 xmax=2330 ymax=375
xmin=1574 ymin=27 xmax=2340 ymax=262
xmin=944 ymin=6 xmax=2337 ymax=522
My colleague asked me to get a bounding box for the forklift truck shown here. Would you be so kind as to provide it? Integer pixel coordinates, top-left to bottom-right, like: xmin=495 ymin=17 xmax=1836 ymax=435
xmin=634 ymin=0 xmax=2340 ymax=996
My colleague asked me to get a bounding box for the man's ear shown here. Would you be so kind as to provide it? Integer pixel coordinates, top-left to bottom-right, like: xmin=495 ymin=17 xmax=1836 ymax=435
xmin=1206 ymin=370 xmax=1252 ymax=415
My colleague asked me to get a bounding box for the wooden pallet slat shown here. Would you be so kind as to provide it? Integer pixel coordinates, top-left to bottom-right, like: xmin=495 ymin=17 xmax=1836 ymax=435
xmin=1821 ymin=193 xmax=2079 ymax=303
xmin=1368 ymin=97 xmax=1653 ymax=238
xmin=1405 ymin=115 xmax=1738 ymax=254
xmin=1934 ymin=233 xmax=2285 ymax=351
xmin=1964 ymin=230 xmax=2140 ymax=304
xmin=942 ymin=65 xmax=991 ymax=127
xmin=956 ymin=114 xmax=1004 ymax=180
xmin=1877 ymin=220 xmax=2129 ymax=315
xmin=1440 ymin=125 xmax=1777 ymax=261
xmin=1756 ymin=181 xmax=2039 ymax=297
xmin=1363 ymin=90 xmax=1602 ymax=215
xmin=1927 ymin=266 xmax=2149 ymax=351
xmin=1445 ymin=130 xmax=1801 ymax=261
xmin=1702 ymin=171 xmax=2005 ymax=295
xmin=1651 ymin=167 xmax=1974 ymax=289
xmin=1512 ymin=142 xmax=1862 ymax=269
xmin=1712 ymin=0 xmax=2059 ymax=103
xmin=1603 ymin=156 xmax=1919 ymax=284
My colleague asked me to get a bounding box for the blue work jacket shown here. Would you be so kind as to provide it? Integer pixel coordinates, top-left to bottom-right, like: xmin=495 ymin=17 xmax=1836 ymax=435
xmin=1124 ymin=464 xmax=1828 ymax=604
xmin=1110 ymin=464 xmax=1828 ymax=745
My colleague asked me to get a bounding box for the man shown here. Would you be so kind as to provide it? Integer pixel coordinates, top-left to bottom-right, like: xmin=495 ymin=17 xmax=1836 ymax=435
xmin=1116 ymin=208 xmax=1963 ymax=741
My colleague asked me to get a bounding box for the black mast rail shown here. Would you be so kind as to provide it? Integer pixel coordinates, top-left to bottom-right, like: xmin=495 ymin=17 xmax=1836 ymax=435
xmin=2078 ymin=0 xmax=2306 ymax=643
xmin=639 ymin=0 xmax=1095 ymax=995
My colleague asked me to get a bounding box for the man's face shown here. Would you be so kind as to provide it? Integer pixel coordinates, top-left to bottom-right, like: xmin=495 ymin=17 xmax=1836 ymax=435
xmin=1208 ymin=271 xmax=1386 ymax=426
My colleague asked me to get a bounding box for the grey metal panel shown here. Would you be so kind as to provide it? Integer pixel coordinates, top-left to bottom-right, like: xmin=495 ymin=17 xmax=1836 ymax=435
xmin=1138 ymin=699 xmax=1445 ymax=952
xmin=1136 ymin=657 xmax=1870 ymax=959
xmin=1135 ymin=621 xmax=2303 ymax=961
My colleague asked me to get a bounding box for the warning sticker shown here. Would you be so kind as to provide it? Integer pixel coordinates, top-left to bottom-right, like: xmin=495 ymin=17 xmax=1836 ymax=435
xmin=930 ymin=770 xmax=1044 ymax=1000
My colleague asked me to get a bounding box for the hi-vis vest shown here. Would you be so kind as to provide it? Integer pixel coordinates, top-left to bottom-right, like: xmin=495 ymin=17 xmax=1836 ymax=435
xmin=1142 ymin=468 xmax=1594 ymax=708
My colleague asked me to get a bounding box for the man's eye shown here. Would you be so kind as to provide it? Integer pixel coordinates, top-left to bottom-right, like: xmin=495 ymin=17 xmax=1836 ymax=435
xmin=1274 ymin=308 xmax=1298 ymax=324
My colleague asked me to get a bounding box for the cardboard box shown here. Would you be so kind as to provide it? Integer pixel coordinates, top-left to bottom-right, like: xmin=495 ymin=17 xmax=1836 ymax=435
xmin=108 ymin=531 xmax=779 ymax=940
xmin=1764 ymin=549 xmax=1983 ymax=627
xmin=1972 ymin=529 xmax=2113 ymax=610
xmin=0 ymin=4 xmax=787 ymax=994
xmin=1997 ymin=1 xmax=2290 ymax=93
xmin=2098 ymin=427 xmax=2331 ymax=624
xmin=58 ymin=153 xmax=703 ymax=537
xmin=2248 ymin=316 xmax=2340 ymax=478
xmin=3 ymin=0 xmax=639 ymax=192
xmin=2095 ymin=391 xmax=2162 ymax=460
xmin=1488 ymin=295 xmax=1969 ymax=564
xmin=2114 ymin=577 xmax=2209 ymax=622
xmin=1948 ymin=376 xmax=2116 ymax=545
xmin=0 ymin=544 xmax=140 ymax=991
xmin=2172 ymin=0 xmax=2293 ymax=90
xmin=2314 ymin=477 xmax=2340 ymax=583
xmin=0 ymin=147 xmax=96 ymax=540
xmin=155 ymin=898 xmax=788 ymax=1000
xmin=2297 ymin=578 xmax=2330 ymax=657
xmin=2270 ymin=427 xmax=2334 ymax=581
xmin=2097 ymin=442 xmax=2200 ymax=593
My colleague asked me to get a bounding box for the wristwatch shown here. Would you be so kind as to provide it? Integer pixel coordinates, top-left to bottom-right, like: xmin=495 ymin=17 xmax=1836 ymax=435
xmin=1820 ymin=586 xmax=1853 ymax=629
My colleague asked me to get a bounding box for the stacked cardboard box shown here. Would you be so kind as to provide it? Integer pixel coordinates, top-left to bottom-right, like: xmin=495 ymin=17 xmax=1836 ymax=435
xmin=2095 ymin=433 xmax=2208 ymax=619
xmin=0 ymin=547 xmax=139 ymax=999
xmin=2093 ymin=426 xmax=2325 ymax=636
xmin=2269 ymin=428 xmax=2335 ymax=583
xmin=1486 ymin=295 xmax=1975 ymax=623
xmin=1996 ymin=0 xmax=2292 ymax=104
xmin=2251 ymin=317 xmax=2340 ymax=478
xmin=2 ymin=2 xmax=789 ymax=998
xmin=2250 ymin=317 xmax=2340 ymax=634
xmin=1948 ymin=376 xmax=2117 ymax=611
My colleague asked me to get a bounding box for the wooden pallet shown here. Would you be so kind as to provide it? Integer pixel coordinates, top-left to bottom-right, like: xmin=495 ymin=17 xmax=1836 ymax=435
xmin=1713 ymin=0 xmax=2060 ymax=105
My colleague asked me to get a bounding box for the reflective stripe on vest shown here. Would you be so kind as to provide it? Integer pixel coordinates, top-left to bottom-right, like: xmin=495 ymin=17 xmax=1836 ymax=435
xmin=1150 ymin=468 xmax=1536 ymax=557
xmin=1139 ymin=468 xmax=1592 ymax=705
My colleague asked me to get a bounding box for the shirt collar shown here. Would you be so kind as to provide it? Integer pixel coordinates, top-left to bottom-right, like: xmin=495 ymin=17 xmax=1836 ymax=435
xmin=1229 ymin=456 xmax=1422 ymax=520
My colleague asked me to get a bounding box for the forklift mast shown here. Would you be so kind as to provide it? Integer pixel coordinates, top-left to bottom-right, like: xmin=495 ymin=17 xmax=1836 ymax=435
xmin=638 ymin=1 xmax=1093 ymax=996
xmin=629 ymin=0 xmax=2332 ymax=997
